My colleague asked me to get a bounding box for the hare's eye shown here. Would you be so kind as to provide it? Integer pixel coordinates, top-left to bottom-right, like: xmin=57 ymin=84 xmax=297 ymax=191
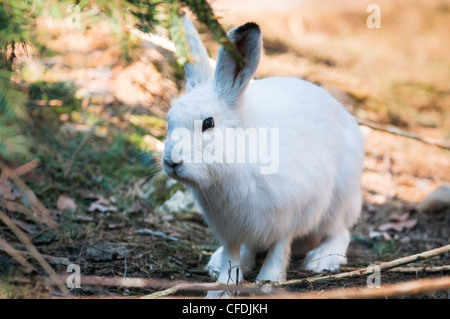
xmin=202 ymin=117 xmax=214 ymax=132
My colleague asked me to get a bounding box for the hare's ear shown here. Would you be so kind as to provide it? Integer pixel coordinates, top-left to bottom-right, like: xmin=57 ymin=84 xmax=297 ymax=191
xmin=215 ymin=23 xmax=262 ymax=106
xmin=182 ymin=14 xmax=213 ymax=91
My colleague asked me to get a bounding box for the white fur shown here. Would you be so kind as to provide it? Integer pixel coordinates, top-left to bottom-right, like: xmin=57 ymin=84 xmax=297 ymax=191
xmin=162 ymin=17 xmax=365 ymax=284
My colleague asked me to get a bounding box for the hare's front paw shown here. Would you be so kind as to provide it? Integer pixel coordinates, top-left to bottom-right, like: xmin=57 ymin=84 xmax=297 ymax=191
xmin=303 ymin=246 xmax=347 ymax=273
xmin=206 ymin=246 xmax=223 ymax=278
xmin=206 ymin=245 xmax=256 ymax=278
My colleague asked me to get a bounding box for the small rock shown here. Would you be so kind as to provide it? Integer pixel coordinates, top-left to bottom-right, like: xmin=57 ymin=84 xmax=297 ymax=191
xmin=86 ymin=242 xmax=129 ymax=262
xmin=87 ymin=196 xmax=117 ymax=213
xmin=417 ymin=184 xmax=450 ymax=214
xmin=399 ymin=236 xmax=411 ymax=244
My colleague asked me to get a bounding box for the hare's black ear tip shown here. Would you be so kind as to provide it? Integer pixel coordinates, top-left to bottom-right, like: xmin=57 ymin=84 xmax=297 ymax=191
xmin=227 ymin=22 xmax=261 ymax=39
xmin=244 ymin=22 xmax=260 ymax=29
xmin=236 ymin=22 xmax=260 ymax=34
xmin=232 ymin=22 xmax=261 ymax=34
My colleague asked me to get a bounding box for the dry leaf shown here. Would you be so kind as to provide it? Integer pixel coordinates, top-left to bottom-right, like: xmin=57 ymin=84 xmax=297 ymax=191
xmin=0 ymin=180 xmax=14 ymax=200
xmin=106 ymin=222 xmax=125 ymax=229
xmin=389 ymin=212 xmax=411 ymax=222
xmin=378 ymin=218 xmax=418 ymax=232
xmin=13 ymin=219 xmax=38 ymax=234
xmin=56 ymin=194 xmax=77 ymax=211
xmin=88 ymin=196 xmax=117 ymax=213
xmin=0 ymin=180 xmax=22 ymax=200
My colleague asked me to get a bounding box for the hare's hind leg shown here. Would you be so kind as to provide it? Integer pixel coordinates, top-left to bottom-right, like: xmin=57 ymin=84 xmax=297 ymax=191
xmin=302 ymin=188 xmax=361 ymax=273
xmin=302 ymin=229 xmax=350 ymax=272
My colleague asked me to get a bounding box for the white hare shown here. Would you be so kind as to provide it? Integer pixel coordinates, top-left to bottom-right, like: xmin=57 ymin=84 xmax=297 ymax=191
xmin=162 ymin=15 xmax=365 ymax=285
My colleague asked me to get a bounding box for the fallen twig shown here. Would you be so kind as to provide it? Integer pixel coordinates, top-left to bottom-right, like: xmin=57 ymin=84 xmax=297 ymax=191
xmin=357 ymin=118 xmax=450 ymax=151
xmin=256 ymin=276 xmax=450 ymax=299
xmin=0 ymin=199 xmax=57 ymax=229
xmin=340 ymin=265 xmax=450 ymax=274
xmin=138 ymin=281 xmax=276 ymax=299
xmin=0 ymin=209 xmax=68 ymax=294
xmin=142 ymin=286 xmax=182 ymax=299
xmin=133 ymin=229 xmax=179 ymax=241
xmin=282 ymin=244 xmax=450 ymax=287
xmin=0 ymin=244 xmax=71 ymax=266
xmin=10 ymin=159 xmax=41 ymax=177
xmin=60 ymin=276 xmax=450 ymax=300
xmin=54 ymin=274 xmax=274 ymax=297
xmin=0 ymin=236 xmax=36 ymax=272
xmin=0 ymin=160 xmax=51 ymax=218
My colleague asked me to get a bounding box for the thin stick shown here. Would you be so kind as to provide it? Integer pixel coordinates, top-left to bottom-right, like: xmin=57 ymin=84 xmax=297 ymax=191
xmin=282 ymin=244 xmax=450 ymax=287
xmin=54 ymin=274 xmax=267 ymax=296
xmin=357 ymin=118 xmax=450 ymax=151
xmin=257 ymin=276 xmax=450 ymax=299
xmin=0 ymin=199 xmax=57 ymax=228
xmin=61 ymin=276 xmax=450 ymax=300
xmin=11 ymin=159 xmax=40 ymax=177
xmin=0 ymin=245 xmax=71 ymax=266
xmin=138 ymin=281 xmax=262 ymax=299
xmin=0 ymin=209 xmax=68 ymax=294
xmin=340 ymin=265 xmax=450 ymax=273
xmin=0 ymin=160 xmax=51 ymax=217
xmin=142 ymin=285 xmax=183 ymax=299
xmin=0 ymin=236 xmax=36 ymax=271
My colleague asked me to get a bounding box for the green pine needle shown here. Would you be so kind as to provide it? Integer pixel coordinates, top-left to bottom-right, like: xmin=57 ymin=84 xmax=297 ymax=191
xmin=181 ymin=0 xmax=245 ymax=67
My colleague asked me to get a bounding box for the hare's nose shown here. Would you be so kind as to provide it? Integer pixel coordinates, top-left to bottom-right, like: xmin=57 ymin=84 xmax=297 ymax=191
xmin=164 ymin=158 xmax=181 ymax=169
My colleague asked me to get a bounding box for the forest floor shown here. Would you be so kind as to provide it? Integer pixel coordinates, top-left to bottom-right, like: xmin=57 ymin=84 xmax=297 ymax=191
xmin=0 ymin=0 xmax=449 ymax=298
